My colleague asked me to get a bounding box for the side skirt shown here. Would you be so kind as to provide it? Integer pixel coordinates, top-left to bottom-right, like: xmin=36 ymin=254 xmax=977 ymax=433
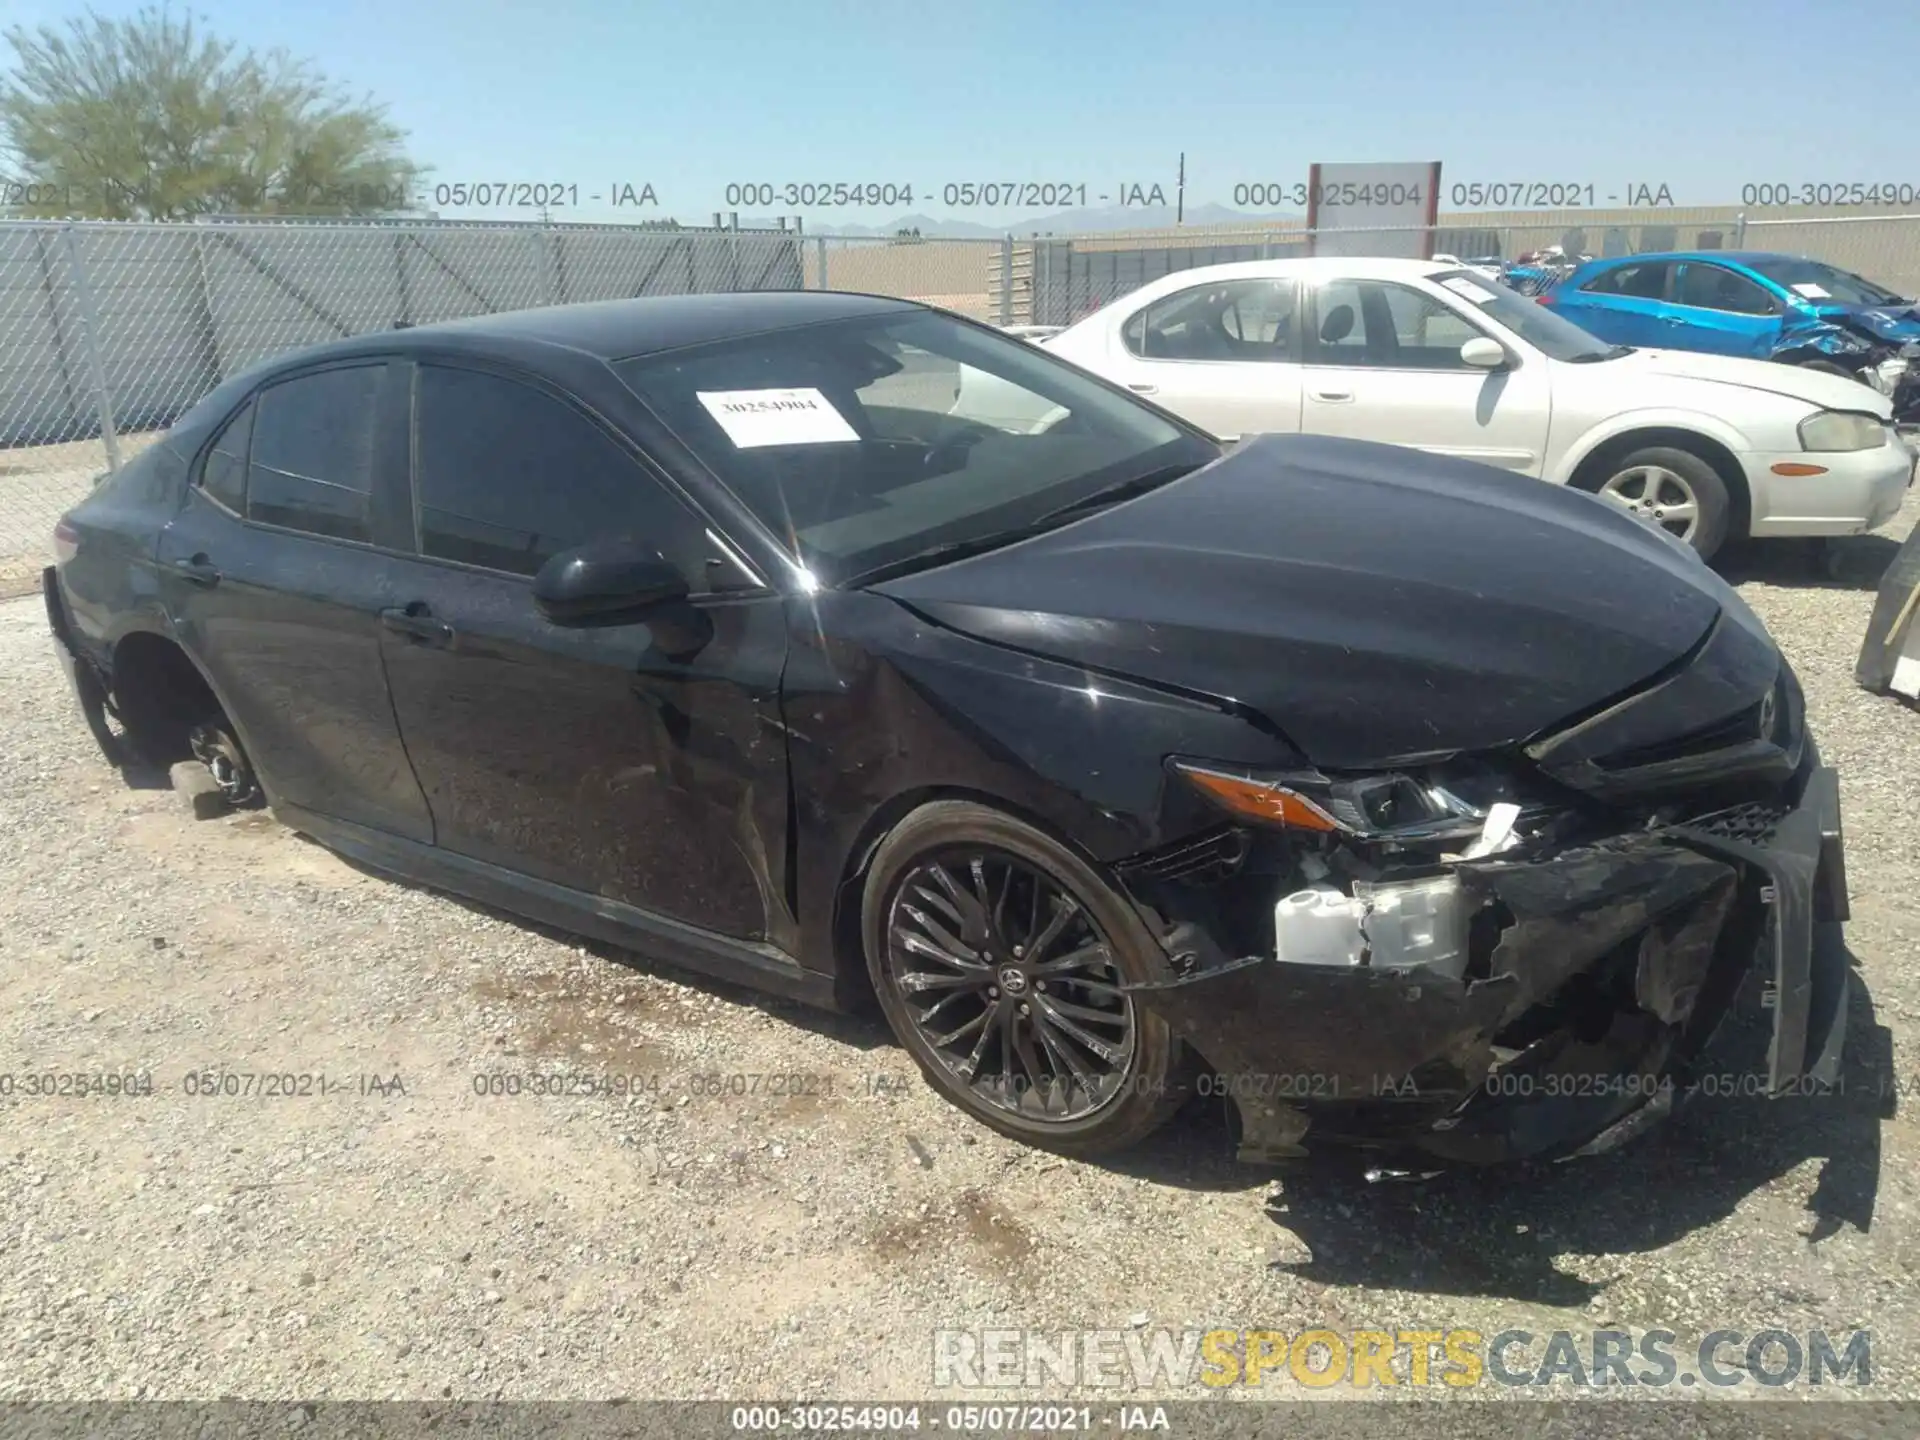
xmin=275 ymin=801 xmax=843 ymax=1012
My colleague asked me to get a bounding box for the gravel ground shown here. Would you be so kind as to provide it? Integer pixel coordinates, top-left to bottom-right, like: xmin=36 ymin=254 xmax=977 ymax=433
xmin=1 ymin=495 xmax=1918 ymax=1410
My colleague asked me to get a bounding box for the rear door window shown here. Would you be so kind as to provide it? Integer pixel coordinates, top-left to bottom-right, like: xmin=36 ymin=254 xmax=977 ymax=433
xmin=246 ymin=365 xmax=385 ymax=543
xmin=1124 ymin=279 xmax=1297 ymax=361
xmin=1582 ymin=261 xmax=1672 ymax=299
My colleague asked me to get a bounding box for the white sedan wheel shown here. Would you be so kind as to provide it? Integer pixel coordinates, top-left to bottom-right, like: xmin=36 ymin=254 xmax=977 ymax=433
xmin=1598 ymin=463 xmax=1701 ymax=543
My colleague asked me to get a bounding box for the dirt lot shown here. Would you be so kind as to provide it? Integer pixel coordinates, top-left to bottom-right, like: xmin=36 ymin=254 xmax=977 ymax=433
xmin=2 ymin=497 xmax=1919 ymax=1410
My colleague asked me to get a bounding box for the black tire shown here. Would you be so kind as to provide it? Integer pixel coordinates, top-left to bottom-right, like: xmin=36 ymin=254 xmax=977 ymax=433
xmin=1577 ymin=443 xmax=1733 ymax=560
xmin=73 ymin=664 xmax=131 ymax=769
xmin=862 ymin=800 xmax=1192 ymax=1156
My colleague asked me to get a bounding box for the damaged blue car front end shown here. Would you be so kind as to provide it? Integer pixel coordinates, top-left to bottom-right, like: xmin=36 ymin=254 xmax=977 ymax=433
xmin=1778 ymin=301 xmax=1920 ymax=422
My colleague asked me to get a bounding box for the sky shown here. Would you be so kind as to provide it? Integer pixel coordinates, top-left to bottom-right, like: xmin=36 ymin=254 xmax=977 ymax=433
xmin=6 ymin=0 xmax=1920 ymax=228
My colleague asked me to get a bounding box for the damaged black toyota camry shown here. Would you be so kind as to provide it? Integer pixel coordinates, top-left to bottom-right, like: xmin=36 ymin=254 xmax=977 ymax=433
xmin=45 ymin=291 xmax=1850 ymax=1171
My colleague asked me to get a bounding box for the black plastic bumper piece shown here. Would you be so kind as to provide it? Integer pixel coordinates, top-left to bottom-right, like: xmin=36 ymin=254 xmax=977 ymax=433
xmin=1125 ymin=764 xmax=1850 ymax=1168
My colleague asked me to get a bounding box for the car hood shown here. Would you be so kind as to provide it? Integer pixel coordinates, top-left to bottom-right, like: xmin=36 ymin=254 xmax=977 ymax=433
xmin=1606 ymin=347 xmax=1893 ymax=415
xmin=871 ymin=434 xmax=1753 ymax=768
xmin=1803 ymin=301 xmax=1920 ymax=344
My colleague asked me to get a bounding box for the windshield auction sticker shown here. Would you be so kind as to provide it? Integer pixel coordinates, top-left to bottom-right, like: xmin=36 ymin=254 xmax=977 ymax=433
xmin=696 ymin=388 xmax=860 ymax=448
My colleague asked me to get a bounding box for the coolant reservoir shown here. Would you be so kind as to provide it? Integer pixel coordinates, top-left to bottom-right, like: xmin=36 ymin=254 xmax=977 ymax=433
xmin=1355 ymin=876 xmax=1470 ymax=982
xmin=1273 ymin=887 xmax=1368 ymax=967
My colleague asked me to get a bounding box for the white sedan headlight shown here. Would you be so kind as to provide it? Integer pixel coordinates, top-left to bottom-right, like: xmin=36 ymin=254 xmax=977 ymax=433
xmin=1798 ymin=410 xmax=1889 ymax=452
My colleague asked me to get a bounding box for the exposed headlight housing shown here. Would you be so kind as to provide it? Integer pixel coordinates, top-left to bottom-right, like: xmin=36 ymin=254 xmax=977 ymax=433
xmin=1172 ymin=762 xmax=1492 ymax=842
xmin=1798 ymin=410 xmax=1888 ymax=452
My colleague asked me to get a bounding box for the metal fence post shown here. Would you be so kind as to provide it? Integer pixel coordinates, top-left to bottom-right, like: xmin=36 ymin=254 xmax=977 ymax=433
xmin=393 ymin=232 xmax=414 ymax=326
xmin=61 ymin=224 xmax=120 ymax=471
xmin=1733 ymin=212 xmax=1748 ymax=249
xmin=532 ymin=224 xmax=558 ymax=306
xmin=191 ymin=228 xmax=224 ymax=388
xmin=816 ymin=236 xmax=828 ymax=291
xmin=998 ymin=236 xmax=1013 ymax=325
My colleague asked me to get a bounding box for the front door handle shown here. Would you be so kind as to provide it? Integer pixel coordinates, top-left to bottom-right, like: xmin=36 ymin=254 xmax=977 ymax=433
xmin=172 ymin=554 xmax=221 ymax=587
xmin=380 ymin=604 xmax=453 ymax=647
xmin=1127 ymin=382 xmax=1158 ymax=393
xmin=1310 ymin=389 xmax=1354 ymax=403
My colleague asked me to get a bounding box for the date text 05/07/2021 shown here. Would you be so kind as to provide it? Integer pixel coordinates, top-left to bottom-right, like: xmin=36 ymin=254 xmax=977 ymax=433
xmin=1231 ymin=180 xmax=1677 ymax=209
xmin=728 ymin=1404 xmax=1173 ymax=1434
xmin=720 ymin=182 xmax=1170 ymax=210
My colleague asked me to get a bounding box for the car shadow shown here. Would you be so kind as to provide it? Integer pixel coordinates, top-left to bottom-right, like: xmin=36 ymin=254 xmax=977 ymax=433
xmin=293 ymin=835 xmax=1897 ymax=1233
xmin=303 ymin=838 xmax=902 ymax=1055
xmin=1235 ymin=961 xmax=1892 ymax=1305
xmin=114 ymin=759 xmax=175 ymax=792
xmin=1716 ymin=533 xmax=1902 ymax=591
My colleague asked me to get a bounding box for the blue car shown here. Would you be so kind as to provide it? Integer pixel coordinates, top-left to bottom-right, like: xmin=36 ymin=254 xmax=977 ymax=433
xmin=1542 ymin=252 xmax=1920 ymax=422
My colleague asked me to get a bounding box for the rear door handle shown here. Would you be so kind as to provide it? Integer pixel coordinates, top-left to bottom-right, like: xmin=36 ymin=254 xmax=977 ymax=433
xmin=1127 ymin=382 xmax=1158 ymax=393
xmin=1310 ymin=389 xmax=1354 ymax=403
xmin=380 ymin=604 xmax=453 ymax=647
xmin=172 ymin=554 xmax=221 ymax=587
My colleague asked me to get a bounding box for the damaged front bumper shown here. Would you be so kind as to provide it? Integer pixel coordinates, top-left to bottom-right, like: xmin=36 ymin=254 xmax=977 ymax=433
xmin=1125 ymin=764 xmax=1850 ymax=1168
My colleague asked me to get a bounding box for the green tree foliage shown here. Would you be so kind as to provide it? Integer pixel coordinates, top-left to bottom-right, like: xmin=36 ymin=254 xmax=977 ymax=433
xmin=0 ymin=6 xmax=426 ymax=219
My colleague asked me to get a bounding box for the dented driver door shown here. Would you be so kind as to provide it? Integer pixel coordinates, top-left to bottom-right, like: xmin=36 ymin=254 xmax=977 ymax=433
xmin=375 ymin=360 xmax=794 ymax=944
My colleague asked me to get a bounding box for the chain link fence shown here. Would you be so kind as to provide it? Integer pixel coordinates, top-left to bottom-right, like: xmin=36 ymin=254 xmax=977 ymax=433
xmin=0 ymin=217 xmax=803 ymax=592
xmin=8 ymin=209 xmax=1920 ymax=596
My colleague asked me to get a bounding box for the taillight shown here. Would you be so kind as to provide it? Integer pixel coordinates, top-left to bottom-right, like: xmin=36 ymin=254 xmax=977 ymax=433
xmin=53 ymin=519 xmax=80 ymax=565
xmin=1536 ymin=293 xmax=1552 ymax=305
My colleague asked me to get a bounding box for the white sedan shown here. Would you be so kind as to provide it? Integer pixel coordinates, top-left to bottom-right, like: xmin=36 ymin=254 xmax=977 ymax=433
xmin=968 ymin=257 xmax=1913 ymax=559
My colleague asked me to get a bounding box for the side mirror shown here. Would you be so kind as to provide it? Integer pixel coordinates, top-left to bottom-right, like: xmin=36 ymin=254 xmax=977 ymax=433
xmin=1460 ymin=337 xmax=1510 ymax=370
xmin=533 ymin=538 xmax=688 ymax=623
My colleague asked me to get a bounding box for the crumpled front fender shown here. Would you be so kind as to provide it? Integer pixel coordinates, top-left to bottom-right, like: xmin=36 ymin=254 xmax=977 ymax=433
xmin=1774 ymin=315 xmax=1881 ymax=363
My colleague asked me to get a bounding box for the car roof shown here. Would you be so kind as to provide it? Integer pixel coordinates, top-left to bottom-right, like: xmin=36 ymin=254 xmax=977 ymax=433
xmin=1097 ymin=256 xmax=1459 ymax=300
xmin=1581 ymin=250 xmax=1800 ymax=268
xmin=250 ymin=290 xmax=925 ymax=375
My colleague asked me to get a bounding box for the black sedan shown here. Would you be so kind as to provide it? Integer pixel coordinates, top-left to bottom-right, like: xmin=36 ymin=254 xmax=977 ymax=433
xmin=44 ymin=291 xmax=1850 ymax=1168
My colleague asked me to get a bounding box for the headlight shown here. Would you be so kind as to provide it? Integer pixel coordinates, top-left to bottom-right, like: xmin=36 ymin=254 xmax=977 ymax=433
xmin=1172 ymin=762 xmax=1486 ymax=841
xmin=1798 ymin=410 xmax=1888 ymax=451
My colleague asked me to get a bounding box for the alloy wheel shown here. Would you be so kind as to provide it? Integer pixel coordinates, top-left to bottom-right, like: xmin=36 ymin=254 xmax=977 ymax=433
xmin=883 ymin=849 xmax=1137 ymax=1123
xmin=1598 ymin=464 xmax=1700 ymax=542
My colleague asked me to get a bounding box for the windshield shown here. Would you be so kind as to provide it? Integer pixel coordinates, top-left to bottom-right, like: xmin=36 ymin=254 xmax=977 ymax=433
xmin=1429 ymin=270 xmax=1624 ymax=361
xmin=616 ymin=311 xmax=1214 ymax=584
xmin=1744 ymin=257 xmax=1905 ymax=306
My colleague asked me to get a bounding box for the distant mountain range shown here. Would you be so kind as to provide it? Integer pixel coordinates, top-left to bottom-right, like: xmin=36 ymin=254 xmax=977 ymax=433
xmin=746 ymin=203 xmax=1303 ymax=238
